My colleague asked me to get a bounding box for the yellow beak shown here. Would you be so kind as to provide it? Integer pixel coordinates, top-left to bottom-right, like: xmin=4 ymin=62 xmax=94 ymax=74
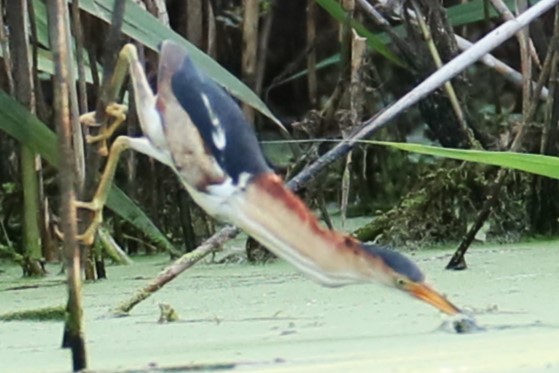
xmin=407 ymin=282 xmax=461 ymax=315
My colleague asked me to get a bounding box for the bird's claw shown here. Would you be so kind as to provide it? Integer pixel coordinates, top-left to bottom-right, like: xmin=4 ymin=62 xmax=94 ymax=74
xmin=80 ymin=103 xmax=129 ymax=156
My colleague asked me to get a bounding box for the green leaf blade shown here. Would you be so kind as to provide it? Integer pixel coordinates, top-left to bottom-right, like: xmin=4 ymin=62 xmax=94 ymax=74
xmin=0 ymin=90 xmax=177 ymax=253
xmin=370 ymin=141 xmax=559 ymax=180
xmin=77 ymin=0 xmax=281 ymax=125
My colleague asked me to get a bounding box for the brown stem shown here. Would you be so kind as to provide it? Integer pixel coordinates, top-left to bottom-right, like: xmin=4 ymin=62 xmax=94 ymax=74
xmin=46 ymin=0 xmax=87 ymax=369
xmin=7 ymin=0 xmax=44 ymax=276
xmin=447 ymin=1 xmax=551 ymax=269
xmin=113 ymin=226 xmax=238 ymax=314
xmin=242 ymin=0 xmax=259 ymax=123
xmin=306 ymin=0 xmax=317 ymax=106
xmin=255 ymin=0 xmax=274 ymax=97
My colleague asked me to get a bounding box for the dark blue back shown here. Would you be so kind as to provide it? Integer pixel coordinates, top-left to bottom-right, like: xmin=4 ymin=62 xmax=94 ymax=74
xmin=170 ymin=56 xmax=270 ymax=183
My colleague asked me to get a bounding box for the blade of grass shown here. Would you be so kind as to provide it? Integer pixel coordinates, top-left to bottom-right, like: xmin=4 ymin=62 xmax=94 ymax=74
xmin=78 ymin=0 xmax=280 ymax=126
xmin=315 ymin=0 xmax=406 ymax=68
xmin=32 ymin=0 xmax=281 ymax=125
xmin=369 ymin=140 xmax=559 ymax=179
xmin=279 ymin=0 xmax=538 ymax=86
xmin=31 ymin=0 xmax=280 ymax=125
xmin=0 ymin=89 xmax=178 ymax=255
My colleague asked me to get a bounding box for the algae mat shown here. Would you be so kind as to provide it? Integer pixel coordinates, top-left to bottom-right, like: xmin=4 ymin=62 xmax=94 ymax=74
xmin=0 ymin=241 xmax=558 ymax=372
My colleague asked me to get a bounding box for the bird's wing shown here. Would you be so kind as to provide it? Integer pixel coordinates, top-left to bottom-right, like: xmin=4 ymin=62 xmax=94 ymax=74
xmin=159 ymin=40 xmax=270 ymax=185
xmin=156 ymin=41 xmax=226 ymax=190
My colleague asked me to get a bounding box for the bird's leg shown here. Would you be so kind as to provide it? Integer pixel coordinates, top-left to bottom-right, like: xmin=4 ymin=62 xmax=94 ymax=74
xmin=73 ymin=136 xmax=131 ymax=245
xmin=74 ymin=102 xmax=128 ymax=242
xmin=79 ymin=43 xmax=139 ymax=157
xmin=72 ymin=44 xmax=147 ymax=244
xmin=73 ymin=136 xmax=166 ymax=245
xmin=74 ymin=102 xmax=129 ymax=244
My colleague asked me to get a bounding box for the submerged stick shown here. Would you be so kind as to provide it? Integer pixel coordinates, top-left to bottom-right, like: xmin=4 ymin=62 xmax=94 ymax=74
xmin=290 ymin=0 xmax=559 ymax=190
xmin=112 ymin=226 xmax=238 ymax=315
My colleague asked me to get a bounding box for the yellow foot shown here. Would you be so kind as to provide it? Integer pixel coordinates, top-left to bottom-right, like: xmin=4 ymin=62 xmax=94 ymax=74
xmin=80 ymin=103 xmax=129 ymax=156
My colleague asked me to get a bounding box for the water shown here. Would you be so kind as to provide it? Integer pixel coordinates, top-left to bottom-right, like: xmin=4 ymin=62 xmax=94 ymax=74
xmin=0 ymin=240 xmax=558 ymax=372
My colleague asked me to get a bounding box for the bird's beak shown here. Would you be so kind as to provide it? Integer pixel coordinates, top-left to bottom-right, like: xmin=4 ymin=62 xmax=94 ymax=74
xmin=407 ymin=282 xmax=461 ymax=315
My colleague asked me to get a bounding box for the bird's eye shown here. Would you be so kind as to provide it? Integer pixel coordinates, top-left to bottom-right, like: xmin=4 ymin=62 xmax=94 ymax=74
xmin=395 ymin=278 xmax=407 ymax=288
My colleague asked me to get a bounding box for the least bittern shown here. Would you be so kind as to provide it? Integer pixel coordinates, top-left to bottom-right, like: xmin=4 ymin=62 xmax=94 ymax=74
xmin=78 ymin=40 xmax=462 ymax=317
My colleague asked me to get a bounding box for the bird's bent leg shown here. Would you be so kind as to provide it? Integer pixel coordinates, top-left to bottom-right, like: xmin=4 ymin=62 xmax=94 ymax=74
xmin=73 ymin=44 xmax=153 ymax=244
xmin=79 ymin=44 xmax=139 ymax=157
xmin=73 ymin=136 xmax=164 ymax=245
xmin=73 ymin=136 xmax=132 ymax=245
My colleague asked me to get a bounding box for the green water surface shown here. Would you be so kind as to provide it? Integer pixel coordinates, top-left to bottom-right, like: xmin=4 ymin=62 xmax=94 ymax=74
xmin=0 ymin=240 xmax=558 ymax=372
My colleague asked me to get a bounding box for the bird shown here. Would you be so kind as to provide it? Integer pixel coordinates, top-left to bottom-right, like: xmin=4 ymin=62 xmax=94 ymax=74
xmin=78 ymin=40 xmax=462 ymax=317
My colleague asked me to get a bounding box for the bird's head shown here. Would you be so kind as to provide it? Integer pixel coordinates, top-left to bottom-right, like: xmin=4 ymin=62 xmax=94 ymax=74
xmin=361 ymin=244 xmax=461 ymax=315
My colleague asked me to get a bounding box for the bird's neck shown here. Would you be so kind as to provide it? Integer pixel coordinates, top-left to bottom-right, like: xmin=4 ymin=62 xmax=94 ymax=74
xmin=229 ymin=173 xmax=383 ymax=286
